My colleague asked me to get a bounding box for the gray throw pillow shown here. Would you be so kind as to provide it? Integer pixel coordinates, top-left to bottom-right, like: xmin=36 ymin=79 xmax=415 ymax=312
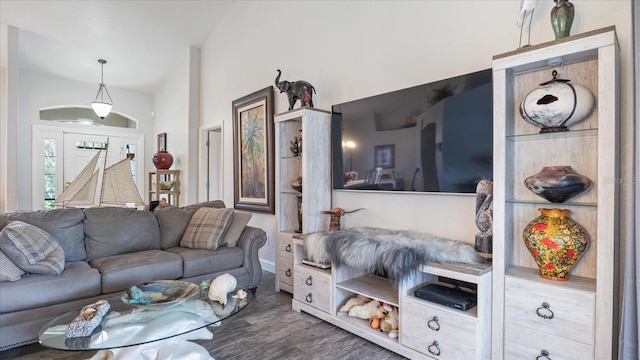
xmin=184 ymin=200 xmax=226 ymax=210
xmin=154 ymin=205 xmax=197 ymax=249
xmin=84 ymin=207 xmax=160 ymax=261
xmin=224 ymin=211 xmax=252 ymax=247
xmin=1 ymin=208 xmax=86 ymax=261
xmin=0 ymin=221 xmax=65 ymax=274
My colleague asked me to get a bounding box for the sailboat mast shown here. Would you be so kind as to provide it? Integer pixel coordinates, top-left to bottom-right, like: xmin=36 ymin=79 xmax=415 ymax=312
xmin=98 ymin=138 xmax=110 ymax=206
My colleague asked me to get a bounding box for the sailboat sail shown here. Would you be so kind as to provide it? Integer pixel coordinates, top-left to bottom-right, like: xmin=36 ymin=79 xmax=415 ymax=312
xmin=55 ymin=151 xmax=101 ymax=207
xmin=55 ymin=149 xmax=145 ymax=208
xmin=100 ymin=159 xmax=145 ymax=206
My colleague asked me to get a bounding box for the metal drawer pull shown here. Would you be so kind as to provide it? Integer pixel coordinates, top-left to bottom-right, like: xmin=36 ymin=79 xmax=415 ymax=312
xmin=285 ymin=269 xmax=291 ymax=277
xmin=427 ymin=341 xmax=441 ymax=356
xmin=306 ymin=276 xmax=313 ymax=286
xmin=285 ymin=244 xmax=291 ymax=252
xmin=427 ymin=316 xmax=440 ymax=331
xmin=305 ymin=293 xmax=313 ymax=303
xmin=536 ymin=349 xmax=551 ymax=360
xmin=536 ymin=302 xmax=554 ymax=319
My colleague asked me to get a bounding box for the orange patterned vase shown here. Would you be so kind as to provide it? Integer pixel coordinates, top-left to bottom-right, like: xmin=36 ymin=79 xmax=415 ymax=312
xmin=523 ymin=208 xmax=589 ymax=281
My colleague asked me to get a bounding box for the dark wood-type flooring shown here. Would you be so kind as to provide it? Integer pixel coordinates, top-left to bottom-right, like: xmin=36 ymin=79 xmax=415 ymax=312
xmin=1 ymin=271 xmax=408 ymax=360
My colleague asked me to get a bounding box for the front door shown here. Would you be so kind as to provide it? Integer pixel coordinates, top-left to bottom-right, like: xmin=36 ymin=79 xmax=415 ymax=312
xmin=62 ymin=133 xmax=123 ymax=190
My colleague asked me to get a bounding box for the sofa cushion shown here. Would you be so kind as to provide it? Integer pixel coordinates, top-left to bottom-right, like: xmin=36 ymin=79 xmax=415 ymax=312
xmin=0 ymin=250 xmax=25 ymax=281
xmin=154 ymin=205 xmax=197 ymax=249
xmin=84 ymin=207 xmax=161 ymax=262
xmin=0 ymin=261 xmax=101 ymax=313
xmin=224 ymin=212 xmax=252 ymax=247
xmin=0 ymin=208 xmax=86 ymax=261
xmin=180 ymin=208 xmax=234 ymax=250
xmin=166 ymin=246 xmax=244 ymax=278
xmin=0 ymin=221 xmax=65 ymax=274
xmin=89 ymin=250 xmax=183 ymax=293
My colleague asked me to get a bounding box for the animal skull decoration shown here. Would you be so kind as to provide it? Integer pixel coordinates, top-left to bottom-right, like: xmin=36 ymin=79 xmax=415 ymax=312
xmin=321 ymin=207 xmax=364 ymax=231
xmin=275 ymin=69 xmax=316 ymax=110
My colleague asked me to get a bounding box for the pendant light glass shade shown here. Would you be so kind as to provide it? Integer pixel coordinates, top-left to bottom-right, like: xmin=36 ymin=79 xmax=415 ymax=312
xmin=91 ymin=59 xmax=113 ymax=119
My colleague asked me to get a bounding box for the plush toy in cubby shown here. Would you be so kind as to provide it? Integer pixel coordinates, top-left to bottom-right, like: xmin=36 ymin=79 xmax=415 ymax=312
xmin=338 ymin=294 xmax=399 ymax=338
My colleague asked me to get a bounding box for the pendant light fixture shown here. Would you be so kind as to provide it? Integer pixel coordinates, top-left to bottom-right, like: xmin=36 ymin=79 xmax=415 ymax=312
xmin=91 ymin=59 xmax=113 ymax=119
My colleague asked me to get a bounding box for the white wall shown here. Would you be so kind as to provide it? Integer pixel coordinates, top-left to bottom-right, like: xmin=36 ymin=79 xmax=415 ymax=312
xmin=200 ymin=1 xmax=634 ymax=272
xmin=14 ymin=70 xmax=154 ymax=209
xmin=153 ymin=47 xmax=202 ymax=205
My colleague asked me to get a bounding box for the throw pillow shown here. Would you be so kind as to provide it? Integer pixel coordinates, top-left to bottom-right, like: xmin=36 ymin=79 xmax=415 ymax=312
xmin=0 ymin=221 xmax=65 ymax=274
xmin=0 ymin=249 xmax=25 ymax=281
xmin=223 ymin=211 xmax=252 ymax=247
xmin=180 ymin=207 xmax=234 ymax=250
xmin=154 ymin=205 xmax=197 ymax=249
xmin=2 ymin=208 xmax=86 ymax=261
xmin=184 ymin=200 xmax=226 ymax=211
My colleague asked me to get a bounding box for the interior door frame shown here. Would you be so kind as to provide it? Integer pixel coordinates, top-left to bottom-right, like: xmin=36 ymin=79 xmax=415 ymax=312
xmin=199 ymin=124 xmax=223 ymax=202
xmin=32 ymin=123 xmax=145 ymax=210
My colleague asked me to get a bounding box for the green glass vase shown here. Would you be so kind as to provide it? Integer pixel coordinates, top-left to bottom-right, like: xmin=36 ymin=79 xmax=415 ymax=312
xmin=551 ymin=0 xmax=575 ymax=39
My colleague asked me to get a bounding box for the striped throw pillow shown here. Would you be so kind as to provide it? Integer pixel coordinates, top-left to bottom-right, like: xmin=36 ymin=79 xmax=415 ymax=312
xmin=180 ymin=208 xmax=234 ymax=250
xmin=0 ymin=221 xmax=65 ymax=274
xmin=0 ymin=249 xmax=25 ymax=281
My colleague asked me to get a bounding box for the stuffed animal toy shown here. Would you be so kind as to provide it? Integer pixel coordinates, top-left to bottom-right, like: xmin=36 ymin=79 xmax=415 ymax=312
xmin=347 ymin=299 xmax=386 ymax=321
xmin=379 ymin=307 xmax=399 ymax=338
xmin=339 ymin=294 xmax=370 ymax=313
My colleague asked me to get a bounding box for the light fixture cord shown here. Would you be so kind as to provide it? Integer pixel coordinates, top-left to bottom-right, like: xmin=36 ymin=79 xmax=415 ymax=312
xmin=94 ymin=61 xmax=113 ymax=103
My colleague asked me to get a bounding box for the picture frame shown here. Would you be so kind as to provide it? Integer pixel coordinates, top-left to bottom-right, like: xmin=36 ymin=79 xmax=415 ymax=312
xmin=232 ymin=86 xmax=275 ymax=214
xmin=374 ymin=144 xmax=395 ymax=169
xmin=157 ymin=133 xmax=167 ymax=152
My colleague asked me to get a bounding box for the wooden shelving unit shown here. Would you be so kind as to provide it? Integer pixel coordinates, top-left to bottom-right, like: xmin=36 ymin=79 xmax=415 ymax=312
xmin=291 ymin=225 xmax=492 ymax=360
xmin=491 ymin=27 xmax=620 ymax=360
xmin=274 ymin=107 xmax=332 ymax=293
xmin=148 ymin=169 xmax=180 ymax=206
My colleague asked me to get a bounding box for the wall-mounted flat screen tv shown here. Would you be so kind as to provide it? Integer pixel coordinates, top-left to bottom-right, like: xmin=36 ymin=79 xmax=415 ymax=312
xmin=331 ymin=68 xmax=493 ymax=194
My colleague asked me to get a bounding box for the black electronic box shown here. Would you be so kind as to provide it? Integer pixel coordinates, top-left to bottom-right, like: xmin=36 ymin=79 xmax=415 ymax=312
xmin=414 ymin=283 xmax=477 ymax=311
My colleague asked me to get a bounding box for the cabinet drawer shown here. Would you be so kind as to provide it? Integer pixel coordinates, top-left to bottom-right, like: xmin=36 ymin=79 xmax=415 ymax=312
xmin=278 ymin=234 xmax=294 ymax=254
xmin=294 ymin=266 xmax=332 ymax=313
xmin=505 ymin=324 xmax=593 ymax=360
xmin=505 ymin=277 xmax=594 ymax=346
xmin=277 ymin=251 xmax=293 ymax=286
xmin=401 ymin=297 xmax=476 ymax=359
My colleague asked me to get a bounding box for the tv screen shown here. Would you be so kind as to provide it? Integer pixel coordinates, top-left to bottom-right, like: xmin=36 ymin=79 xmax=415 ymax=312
xmin=332 ymin=68 xmax=493 ymax=193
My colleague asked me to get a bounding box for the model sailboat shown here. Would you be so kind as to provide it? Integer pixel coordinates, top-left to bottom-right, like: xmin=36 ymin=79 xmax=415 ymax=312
xmin=55 ymin=144 xmax=145 ymax=209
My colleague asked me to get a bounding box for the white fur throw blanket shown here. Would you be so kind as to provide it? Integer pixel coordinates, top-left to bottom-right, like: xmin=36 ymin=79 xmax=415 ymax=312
xmin=304 ymin=227 xmax=485 ymax=286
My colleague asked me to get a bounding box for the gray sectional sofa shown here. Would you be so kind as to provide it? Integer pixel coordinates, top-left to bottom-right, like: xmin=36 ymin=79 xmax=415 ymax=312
xmin=0 ymin=200 xmax=266 ymax=351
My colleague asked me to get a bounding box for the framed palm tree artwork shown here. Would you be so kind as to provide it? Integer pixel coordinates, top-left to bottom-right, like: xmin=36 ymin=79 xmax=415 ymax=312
xmin=232 ymin=86 xmax=275 ymax=214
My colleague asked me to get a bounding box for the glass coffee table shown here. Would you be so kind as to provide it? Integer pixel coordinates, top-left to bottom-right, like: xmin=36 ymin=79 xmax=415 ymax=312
xmin=39 ymin=286 xmax=252 ymax=359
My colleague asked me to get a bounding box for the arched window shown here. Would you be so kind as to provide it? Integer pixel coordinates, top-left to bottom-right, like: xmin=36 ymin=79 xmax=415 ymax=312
xmin=39 ymin=106 xmax=137 ymax=128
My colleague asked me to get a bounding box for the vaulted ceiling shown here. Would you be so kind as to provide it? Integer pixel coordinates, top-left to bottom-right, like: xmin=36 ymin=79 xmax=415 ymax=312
xmin=1 ymin=0 xmax=235 ymax=93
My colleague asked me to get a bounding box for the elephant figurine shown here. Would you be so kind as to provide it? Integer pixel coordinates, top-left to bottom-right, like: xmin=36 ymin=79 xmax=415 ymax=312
xmin=275 ymin=69 xmax=316 ymax=110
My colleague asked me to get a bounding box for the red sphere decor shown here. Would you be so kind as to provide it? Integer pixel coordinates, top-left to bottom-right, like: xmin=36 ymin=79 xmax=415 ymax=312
xmin=152 ymin=151 xmax=173 ymax=169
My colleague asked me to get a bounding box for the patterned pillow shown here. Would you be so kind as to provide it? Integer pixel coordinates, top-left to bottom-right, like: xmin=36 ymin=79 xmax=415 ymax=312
xmin=0 ymin=221 xmax=65 ymax=274
xmin=0 ymin=249 xmax=25 ymax=281
xmin=180 ymin=208 xmax=234 ymax=250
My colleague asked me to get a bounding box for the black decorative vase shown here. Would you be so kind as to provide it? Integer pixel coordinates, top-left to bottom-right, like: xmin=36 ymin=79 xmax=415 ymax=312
xmin=296 ymin=195 xmax=303 ymax=233
xmin=524 ymin=166 xmax=591 ymax=203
